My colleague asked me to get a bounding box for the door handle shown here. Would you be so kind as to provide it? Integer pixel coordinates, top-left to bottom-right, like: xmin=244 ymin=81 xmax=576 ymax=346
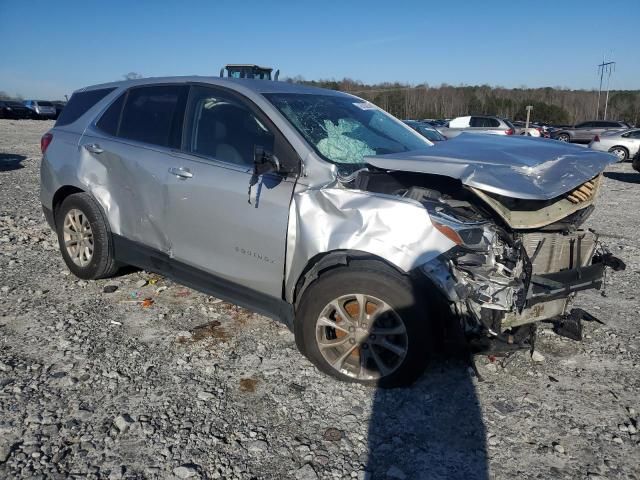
xmin=84 ymin=143 xmax=103 ymax=154
xmin=169 ymin=167 xmax=193 ymax=179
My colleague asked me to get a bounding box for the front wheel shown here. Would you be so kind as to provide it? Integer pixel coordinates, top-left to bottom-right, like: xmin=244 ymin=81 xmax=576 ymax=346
xmin=295 ymin=260 xmax=432 ymax=388
xmin=557 ymin=133 xmax=570 ymax=142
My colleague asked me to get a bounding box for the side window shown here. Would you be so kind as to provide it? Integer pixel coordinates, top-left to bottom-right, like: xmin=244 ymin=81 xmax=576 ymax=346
xmin=184 ymin=85 xmax=275 ymax=167
xmin=56 ymin=88 xmax=115 ymax=127
xmin=96 ymin=93 xmax=126 ymax=136
xmin=627 ymin=130 xmax=640 ymax=139
xmin=118 ymin=85 xmax=188 ymax=148
xmin=471 ymin=117 xmax=494 ymax=128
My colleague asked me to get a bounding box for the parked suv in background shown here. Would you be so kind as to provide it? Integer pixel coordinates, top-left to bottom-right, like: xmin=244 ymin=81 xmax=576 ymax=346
xmin=551 ymin=120 xmax=630 ymax=143
xmin=23 ymin=100 xmax=57 ymax=119
xmin=438 ymin=115 xmax=515 ymax=138
xmin=40 ymin=77 xmax=621 ymax=387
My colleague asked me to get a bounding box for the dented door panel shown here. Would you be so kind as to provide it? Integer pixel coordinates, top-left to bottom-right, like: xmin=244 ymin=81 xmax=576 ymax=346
xmin=77 ymin=131 xmax=172 ymax=251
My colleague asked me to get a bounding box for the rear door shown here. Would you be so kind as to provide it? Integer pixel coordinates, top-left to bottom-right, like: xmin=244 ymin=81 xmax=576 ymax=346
xmin=165 ymin=84 xmax=299 ymax=302
xmin=574 ymin=122 xmax=595 ymax=141
xmin=79 ymin=84 xmax=188 ymax=252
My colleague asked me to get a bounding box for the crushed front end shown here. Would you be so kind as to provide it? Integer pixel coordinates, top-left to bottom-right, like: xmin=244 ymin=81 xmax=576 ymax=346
xmin=378 ymin=173 xmax=626 ymax=350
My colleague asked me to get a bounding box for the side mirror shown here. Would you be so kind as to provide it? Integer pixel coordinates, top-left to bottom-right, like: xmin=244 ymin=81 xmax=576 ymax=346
xmin=253 ymin=146 xmax=281 ymax=175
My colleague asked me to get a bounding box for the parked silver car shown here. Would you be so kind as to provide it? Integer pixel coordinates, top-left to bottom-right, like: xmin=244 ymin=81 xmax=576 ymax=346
xmin=40 ymin=77 xmax=622 ymax=387
xmin=438 ymin=115 xmax=515 ymax=138
xmin=551 ymin=120 xmax=630 ymax=144
xmin=588 ymin=128 xmax=640 ymax=161
xmin=23 ymin=99 xmax=57 ymax=119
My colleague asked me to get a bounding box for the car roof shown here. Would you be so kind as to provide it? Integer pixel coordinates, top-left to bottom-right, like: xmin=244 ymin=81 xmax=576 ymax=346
xmin=77 ymin=76 xmax=351 ymax=98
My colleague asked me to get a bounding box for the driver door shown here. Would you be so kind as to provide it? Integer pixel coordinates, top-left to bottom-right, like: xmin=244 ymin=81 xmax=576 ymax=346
xmin=165 ymin=85 xmax=299 ymax=305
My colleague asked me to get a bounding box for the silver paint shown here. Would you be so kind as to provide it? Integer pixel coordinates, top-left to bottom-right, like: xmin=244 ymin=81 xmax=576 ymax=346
xmin=366 ymin=134 xmax=617 ymax=200
xmin=40 ymin=76 xmax=616 ymax=326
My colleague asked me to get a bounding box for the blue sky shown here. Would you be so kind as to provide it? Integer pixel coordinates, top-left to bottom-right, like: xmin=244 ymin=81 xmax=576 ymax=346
xmin=1 ymin=0 xmax=638 ymax=99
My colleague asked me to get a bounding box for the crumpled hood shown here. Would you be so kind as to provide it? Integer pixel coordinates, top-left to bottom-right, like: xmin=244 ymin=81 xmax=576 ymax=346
xmin=365 ymin=134 xmax=617 ymax=200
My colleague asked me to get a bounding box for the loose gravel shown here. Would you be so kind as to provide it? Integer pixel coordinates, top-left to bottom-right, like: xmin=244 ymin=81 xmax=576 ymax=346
xmin=1 ymin=119 xmax=639 ymax=479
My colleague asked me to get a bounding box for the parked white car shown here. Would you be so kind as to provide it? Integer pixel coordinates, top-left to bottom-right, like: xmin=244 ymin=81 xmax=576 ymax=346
xmin=588 ymin=129 xmax=640 ymax=161
xmin=438 ymin=115 xmax=515 ymax=138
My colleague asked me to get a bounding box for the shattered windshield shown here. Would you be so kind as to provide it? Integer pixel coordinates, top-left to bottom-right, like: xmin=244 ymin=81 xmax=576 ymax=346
xmin=265 ymin=93 xmax=432 ymax=174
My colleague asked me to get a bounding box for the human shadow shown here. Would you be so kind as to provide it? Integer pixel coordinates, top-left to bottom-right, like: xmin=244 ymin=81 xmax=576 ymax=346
xmin=366 ymin=358 xmax=487 ymax=479
xmin=0 ymin=153 xmax=27 ymax=172
xmin=365 ymin=284 xmax=487 ymax=479
xmin=603 ymin=171 xmax=640 ymax=184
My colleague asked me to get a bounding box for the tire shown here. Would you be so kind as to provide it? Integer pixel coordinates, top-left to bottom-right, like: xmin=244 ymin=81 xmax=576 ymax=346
xmin=55 ymin=192 xmax=119 ymax=280
xmin=295 ymin=260 xmax=432 ymax=388
xmin=557 ymin=133 xmax=570 ymax=142
xmin=608 ymin=146 xmax=629 ymax=162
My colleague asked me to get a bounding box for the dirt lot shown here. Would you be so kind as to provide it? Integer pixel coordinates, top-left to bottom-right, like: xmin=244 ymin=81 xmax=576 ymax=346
xmin=1 ymin=119 xmax=639 ymax=479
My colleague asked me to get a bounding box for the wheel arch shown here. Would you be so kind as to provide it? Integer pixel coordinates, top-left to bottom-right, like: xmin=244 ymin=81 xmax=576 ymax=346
xmin=291 ymin=249 xmax=408 ymax=309
xmin=51 ymin=185 xmax=86 ymax=226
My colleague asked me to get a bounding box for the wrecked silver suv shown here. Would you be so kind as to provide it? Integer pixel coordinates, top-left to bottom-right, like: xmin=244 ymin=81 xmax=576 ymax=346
xmin=40 ymin=77 xmax=623 ymax=387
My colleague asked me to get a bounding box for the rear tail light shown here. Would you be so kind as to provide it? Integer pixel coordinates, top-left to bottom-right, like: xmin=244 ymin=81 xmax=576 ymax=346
xmin=41 ymin=133 xmax=53 ymax=154
xmin=593 ymin=135 xmax=600 ymax=142
xmin=505 ymin=128 xmax=514 ymax=135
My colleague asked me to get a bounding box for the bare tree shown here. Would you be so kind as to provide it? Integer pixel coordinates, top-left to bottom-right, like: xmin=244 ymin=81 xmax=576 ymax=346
xmin=123 ymin=72 xmax=143 ymax=80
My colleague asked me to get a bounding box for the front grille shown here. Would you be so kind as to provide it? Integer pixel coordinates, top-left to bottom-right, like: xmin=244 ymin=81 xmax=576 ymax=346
xmin=521 ymin=230 xmax=597 ymax=274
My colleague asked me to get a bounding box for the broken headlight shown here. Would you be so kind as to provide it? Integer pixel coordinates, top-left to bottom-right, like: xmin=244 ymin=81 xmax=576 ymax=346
xmin=427 ymin=207 xmax=494 ymax=251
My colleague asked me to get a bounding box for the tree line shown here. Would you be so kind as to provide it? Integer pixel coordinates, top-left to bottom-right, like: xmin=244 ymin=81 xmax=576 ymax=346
xmin=288 ymin=77 xmax=640 ymax=126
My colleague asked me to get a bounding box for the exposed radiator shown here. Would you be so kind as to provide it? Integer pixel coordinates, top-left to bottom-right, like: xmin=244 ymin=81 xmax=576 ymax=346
xmin=521 ymin=230 xmax=597 ymax=274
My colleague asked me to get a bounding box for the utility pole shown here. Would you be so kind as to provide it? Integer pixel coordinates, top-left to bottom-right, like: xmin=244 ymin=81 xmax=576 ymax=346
xmin=596 ymin=59 xmax=615 ymax=119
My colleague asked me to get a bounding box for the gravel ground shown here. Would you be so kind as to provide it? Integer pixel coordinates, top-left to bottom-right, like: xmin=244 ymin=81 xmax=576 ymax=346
xmin=1 ymin=119 xmax=639 ymax=479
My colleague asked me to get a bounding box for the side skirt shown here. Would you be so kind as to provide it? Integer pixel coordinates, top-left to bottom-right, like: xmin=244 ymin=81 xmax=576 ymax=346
xmin=112 ymin=235 xmax=294 ymax=329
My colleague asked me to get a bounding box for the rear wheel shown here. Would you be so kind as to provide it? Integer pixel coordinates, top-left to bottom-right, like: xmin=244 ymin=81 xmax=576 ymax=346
xmin=55 ymin=193 xmax=119 ymax=280
xmin=557 ymin=133 xmax=570 ymax=142
xmin=608 ymin=146 xmax=629 ymax=161
xmin=295 ymin=260 xmax=432 ymax=388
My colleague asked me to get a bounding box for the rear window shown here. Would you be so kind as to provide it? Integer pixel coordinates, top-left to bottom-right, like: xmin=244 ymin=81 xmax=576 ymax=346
xmin=117 ymin=85 xmax=188 ymax=147
xmin=56 ymin=88 xmax=116 ymax=126
xmin=37 ymin=101 xmax=53 ymax=107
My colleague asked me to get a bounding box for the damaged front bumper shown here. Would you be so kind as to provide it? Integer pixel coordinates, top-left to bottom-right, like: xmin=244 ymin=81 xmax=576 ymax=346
xmin=421 ymin=228 xmax=624 ymax=336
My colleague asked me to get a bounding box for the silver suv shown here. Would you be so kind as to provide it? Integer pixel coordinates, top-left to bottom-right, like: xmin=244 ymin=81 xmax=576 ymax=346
xmin=40 ymin=77 xmax=622 ymax=387
xmin=23 ymin=99 xmax=57 ymax=119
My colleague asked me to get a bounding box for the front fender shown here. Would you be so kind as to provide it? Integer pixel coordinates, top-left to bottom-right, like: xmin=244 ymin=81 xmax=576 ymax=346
xmin=284 ymin=187 xmax=456 ymax=302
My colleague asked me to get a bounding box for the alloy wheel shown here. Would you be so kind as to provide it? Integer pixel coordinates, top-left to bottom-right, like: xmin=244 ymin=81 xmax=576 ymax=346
xmin=315 ymin=294 xmax=408 ymax=380
xmin=609 ymin=147 xmax=627 ymax=161
xmin=63 ymin=208 xmax=94 ymax=267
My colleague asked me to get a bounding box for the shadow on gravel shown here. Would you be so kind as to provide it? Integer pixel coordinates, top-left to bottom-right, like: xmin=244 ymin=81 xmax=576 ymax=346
xmin=0 ymin=153 xmax=27 ymax=172
xmin=366 ymin=360 xmax=487 ymax=479
xmin=603 ymin=171 xmax=640 ymax=184
xmin=365 ymin=287 xmax=487 ymax=479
